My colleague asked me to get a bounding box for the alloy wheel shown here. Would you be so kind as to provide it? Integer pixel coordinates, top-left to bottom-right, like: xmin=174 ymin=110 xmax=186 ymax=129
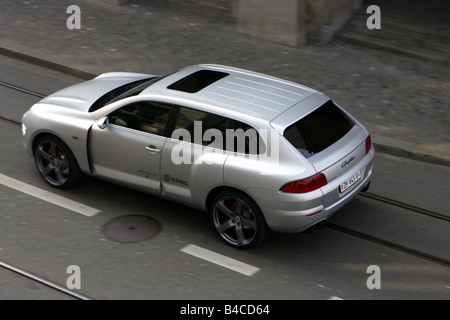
xmin=212 ymin=193 xmax=263 ymax=248
xmin=35 ymin=139 xmax=70 ymax=187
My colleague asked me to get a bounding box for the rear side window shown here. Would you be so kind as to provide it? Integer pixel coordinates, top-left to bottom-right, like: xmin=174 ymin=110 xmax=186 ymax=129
xmin=170 ymin=107 xmax=264 ymax=154
xmin=227 ymin=120 xmax=265 ymax=155
xmin=283 ymin=100 xmax=354 ymax=158
xmin=173 ymin=107 xmax=228 ymax=148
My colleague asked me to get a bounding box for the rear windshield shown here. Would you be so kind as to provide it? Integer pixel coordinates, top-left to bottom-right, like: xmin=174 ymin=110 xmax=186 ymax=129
xmin=283 ymin=100 xmax=354 ymax=158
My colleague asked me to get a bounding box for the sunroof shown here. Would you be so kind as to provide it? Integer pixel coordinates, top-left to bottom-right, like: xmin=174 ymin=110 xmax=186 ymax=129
xmin=167 ymin=70 xmax=229 ymax=93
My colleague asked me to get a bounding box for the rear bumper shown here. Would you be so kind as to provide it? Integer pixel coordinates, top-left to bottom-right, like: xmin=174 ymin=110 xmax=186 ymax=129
xmin=248 ymin=149 xmax=374 ymax=233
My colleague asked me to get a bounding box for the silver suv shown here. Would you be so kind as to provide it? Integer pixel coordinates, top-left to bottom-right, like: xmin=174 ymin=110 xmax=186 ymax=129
xmin=22 ymin=64 xmax=374 ymax=248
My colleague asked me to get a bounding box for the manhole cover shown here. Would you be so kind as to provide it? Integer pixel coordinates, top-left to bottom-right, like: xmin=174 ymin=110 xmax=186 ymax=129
xmin=102 ymin=215 xmax=161 ymax=243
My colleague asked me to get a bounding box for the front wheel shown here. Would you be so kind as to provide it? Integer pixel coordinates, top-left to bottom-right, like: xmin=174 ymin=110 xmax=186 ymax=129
xmin=34 ymin=135 xmax=82 ymax=188
xmin=210 ymin=190 xmax=270 ymax=249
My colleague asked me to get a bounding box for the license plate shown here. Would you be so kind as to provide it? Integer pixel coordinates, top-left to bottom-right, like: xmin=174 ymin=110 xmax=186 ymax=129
xmin=339 ymin=170 xmax=361 ymax=193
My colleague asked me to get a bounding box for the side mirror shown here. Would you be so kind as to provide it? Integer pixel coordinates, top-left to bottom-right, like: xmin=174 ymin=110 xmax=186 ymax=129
xmin=97 ymin=116 xmax=109 ymax=129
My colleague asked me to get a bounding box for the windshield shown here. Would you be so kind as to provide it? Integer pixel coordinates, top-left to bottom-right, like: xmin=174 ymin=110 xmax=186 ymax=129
xmin=88 ymin=76 xmax=161 ymax=112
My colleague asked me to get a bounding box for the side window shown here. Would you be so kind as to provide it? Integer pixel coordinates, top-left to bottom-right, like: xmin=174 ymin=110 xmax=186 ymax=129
xmin=173 ymin=107 xmax=228 ymax=148
xmin=109 ymin=101 xmax=172 ymax=136
xmin=227 ymin=120 xmax=265 ymax=155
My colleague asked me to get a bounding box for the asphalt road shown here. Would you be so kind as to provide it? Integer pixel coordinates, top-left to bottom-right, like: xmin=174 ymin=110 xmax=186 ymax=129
xmin=0 ymin=55 xmax=449 ymax=301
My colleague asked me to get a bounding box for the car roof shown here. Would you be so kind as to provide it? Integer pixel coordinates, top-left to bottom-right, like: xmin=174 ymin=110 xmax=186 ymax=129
xmin=141 ymin=64 xmax=318 ymax=121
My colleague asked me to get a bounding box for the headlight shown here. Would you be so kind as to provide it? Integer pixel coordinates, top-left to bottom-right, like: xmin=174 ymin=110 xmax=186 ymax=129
xmin=22 ymin=123 xmax=27 ymax=136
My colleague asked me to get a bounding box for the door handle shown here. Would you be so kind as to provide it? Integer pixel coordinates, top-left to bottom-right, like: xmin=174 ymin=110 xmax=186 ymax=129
xmin=145 ymin=145 xmax=160 ymax=154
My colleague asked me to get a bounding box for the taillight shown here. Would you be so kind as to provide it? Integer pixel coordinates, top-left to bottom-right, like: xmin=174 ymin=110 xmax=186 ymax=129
xmin=281 ymin=173 xmax=327 ymax=194
xmin=365 ymin=135 xmax=372 ymax=154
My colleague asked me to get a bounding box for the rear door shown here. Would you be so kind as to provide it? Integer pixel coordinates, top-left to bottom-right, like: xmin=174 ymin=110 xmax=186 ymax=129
xmin=160 ymin=106 xmax=229 ymax=206
xmin=89 ymin=101 xmax=173 ymax=195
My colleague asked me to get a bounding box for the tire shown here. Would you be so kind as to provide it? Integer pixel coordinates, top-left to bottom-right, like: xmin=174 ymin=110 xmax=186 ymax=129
xmin=33 ymin=135 xmax=82 ymax=188
xmin=210 ymin=190 xmax=270 ymax=249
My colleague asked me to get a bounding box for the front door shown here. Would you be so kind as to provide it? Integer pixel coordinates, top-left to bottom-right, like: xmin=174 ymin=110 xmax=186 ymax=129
xmin=89 ymin=101 xmax=173 ymax=195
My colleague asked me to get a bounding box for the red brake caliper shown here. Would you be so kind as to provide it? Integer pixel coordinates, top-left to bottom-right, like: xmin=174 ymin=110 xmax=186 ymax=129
xmin=47 ymin=146 xmax=52 ymax=163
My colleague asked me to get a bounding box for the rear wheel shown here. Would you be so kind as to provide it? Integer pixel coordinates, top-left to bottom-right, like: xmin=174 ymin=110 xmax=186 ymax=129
xmin=34 ymin=135 xmax=82 ymax=188
xmin=210 ymin=190 xmax=270 ymax=248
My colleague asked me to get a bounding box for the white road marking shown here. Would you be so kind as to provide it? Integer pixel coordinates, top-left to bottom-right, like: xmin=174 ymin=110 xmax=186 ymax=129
xmin=180 ymin=244 xmax=260 ymax=277
xmin=0 ymin=173 xmax=101 ymax=217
